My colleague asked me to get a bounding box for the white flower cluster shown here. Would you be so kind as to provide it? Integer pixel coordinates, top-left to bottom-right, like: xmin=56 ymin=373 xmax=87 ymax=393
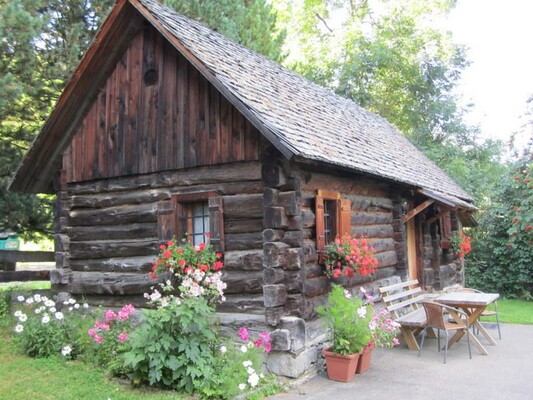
xmin=238 ymin=360 xmax=264 ymax=391
xmin=143 ymin=284 xmax=182 ymax=308
xmin=12 ymin=294 xmax=89 ymax=356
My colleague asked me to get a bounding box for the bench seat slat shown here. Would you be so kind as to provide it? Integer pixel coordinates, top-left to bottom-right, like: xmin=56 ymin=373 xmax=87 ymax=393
xmin=396 ymin=308 xmax=427 ymax=327
xmin=379 ymin=279 xmax=419 ymax=294
xmin=382 ymin=287 xmax=422 ymax=303
xmin=386 ymin=295 xmax=425 ymax=312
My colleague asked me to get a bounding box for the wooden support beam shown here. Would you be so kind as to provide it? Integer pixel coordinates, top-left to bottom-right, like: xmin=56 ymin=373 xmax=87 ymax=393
xmin=402 ymin=199 xmax=434 ymax=223
xmin=427 ymin=206 xmax=453 ymax=225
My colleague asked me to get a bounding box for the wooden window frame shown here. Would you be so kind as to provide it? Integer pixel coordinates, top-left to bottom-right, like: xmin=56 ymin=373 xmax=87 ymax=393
xmin=156 ymin=191 xmax=225 ymax=252
xmin=315 ymin=190 xmax=351 ymax=260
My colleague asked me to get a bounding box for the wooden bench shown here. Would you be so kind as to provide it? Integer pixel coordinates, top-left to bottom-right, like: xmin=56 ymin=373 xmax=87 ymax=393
xmin=379 ymin=279 xmax=427 ymax=350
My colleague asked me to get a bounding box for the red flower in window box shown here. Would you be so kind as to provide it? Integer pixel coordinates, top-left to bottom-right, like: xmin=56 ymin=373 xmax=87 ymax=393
xmin=150 ymin=237 xmax=226 ymax=304
xmin=451 ymin=233 xmax=472 ymax=258
xmin=324 ymin=235 xmax=378 ymax=279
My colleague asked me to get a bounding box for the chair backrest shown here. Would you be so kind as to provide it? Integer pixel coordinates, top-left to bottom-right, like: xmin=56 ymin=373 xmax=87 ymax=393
xmin=422 ymin=301 xmax=446 ymax=329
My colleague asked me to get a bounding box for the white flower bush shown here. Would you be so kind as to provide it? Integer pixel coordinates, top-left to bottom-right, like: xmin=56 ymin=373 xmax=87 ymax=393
xmin=11 ymin=294 xmax=89 ymax=359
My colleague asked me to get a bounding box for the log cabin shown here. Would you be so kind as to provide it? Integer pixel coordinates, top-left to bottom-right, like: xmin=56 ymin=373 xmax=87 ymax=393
xmin=9 ymin=0 xmax=477 ymax=377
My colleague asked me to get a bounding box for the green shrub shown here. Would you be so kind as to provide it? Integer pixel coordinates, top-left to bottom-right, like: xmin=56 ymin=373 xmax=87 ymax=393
xmin=467 ymin=140 xmax=533 ymax=299
xmin=0 ymin=291 xmax=11 ymax=322
xmin=124 ymin=297 xmax=217 ymax=394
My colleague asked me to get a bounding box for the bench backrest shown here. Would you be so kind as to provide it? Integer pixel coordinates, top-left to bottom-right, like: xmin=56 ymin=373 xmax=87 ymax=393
xmin=379 ymin=279 xmax=423 ymax=319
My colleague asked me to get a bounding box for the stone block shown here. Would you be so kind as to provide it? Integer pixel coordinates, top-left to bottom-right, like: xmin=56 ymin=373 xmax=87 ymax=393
xmin=285 ymin=248 xmax=304 ymax=270
xmin=280 ymin=316 xmax=307 ymax=352
xmin=271 ymin=329 xmax=291 ymax=351
xmin=266 ymin=346 xmax=318 ymax=378
xmin=265 ymin=306 xmax=284 ymax=326
xmin=263 ymin=284 xmax=287 ymax=307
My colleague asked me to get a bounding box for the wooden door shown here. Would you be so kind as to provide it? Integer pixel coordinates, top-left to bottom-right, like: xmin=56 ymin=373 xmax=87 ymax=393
xmin=407 ymin=218 xmax=418 ymax=280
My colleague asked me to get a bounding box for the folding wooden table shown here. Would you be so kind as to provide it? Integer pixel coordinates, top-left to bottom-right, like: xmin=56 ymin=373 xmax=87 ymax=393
xmin=434 ymin=292 xmax=499 ymax=355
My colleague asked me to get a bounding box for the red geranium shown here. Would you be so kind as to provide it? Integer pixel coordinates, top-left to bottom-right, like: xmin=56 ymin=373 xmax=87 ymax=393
xmin=323 ymin=235 xmax=378 ymax=279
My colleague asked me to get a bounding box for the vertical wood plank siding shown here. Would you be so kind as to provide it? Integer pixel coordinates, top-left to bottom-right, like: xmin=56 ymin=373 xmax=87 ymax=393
xmin=64 ymin=25 xmax=260 ymax=183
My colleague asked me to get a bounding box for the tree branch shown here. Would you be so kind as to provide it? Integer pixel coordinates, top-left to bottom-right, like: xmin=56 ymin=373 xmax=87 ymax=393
xmin=315 ymin=12 xmax=333 ymax=33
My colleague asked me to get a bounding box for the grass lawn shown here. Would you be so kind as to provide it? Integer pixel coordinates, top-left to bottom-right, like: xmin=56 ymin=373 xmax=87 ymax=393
xmin=0 ymin=325 xmax=187 ymax=400
xmin=483 ymin=298 xmax=533 ymax=324
xmin=0 ymin=281 xmax=51 ymax=291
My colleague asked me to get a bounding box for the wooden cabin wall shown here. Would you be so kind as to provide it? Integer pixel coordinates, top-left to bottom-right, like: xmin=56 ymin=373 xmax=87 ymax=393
xmin=55 ymin=161 xmax=266 ymax=310
xmin=63 ymin=24 xmax=260 ymax=183
xmin=258 ymin=153 xmax=402 ymax=324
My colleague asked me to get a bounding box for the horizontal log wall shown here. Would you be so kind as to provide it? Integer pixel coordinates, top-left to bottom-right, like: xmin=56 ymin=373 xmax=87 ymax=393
xmin=296 ymin=167 xmax=399 ymax=319
xmin=60 ymin=161 xmax=265 ymax=310
xmin=64 ymin=24 xmax=260 ymax=183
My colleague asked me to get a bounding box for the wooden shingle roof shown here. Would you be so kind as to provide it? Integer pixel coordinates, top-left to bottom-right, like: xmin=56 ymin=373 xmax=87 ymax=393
xmin=10 ymin=0 xmax=474 ymax=209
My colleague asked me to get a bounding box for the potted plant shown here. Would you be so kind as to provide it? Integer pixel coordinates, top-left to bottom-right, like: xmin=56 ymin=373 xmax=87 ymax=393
xmin=355 ymin=288 xmax=401 ymax=374
xmin=323 ymin=235 xmax=378 ymax=279
xmin=316 ymin=284 xmax=372 ymax=382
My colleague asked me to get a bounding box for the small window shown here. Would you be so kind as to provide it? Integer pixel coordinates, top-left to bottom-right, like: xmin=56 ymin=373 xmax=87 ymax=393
xmin=156 ymin=192 xmax=225 ymax=252
xmin=315 ymin=190 xmax=351 ymax=256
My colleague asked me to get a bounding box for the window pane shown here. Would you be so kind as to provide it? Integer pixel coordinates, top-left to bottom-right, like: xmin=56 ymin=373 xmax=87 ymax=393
xmin=324 ymin=200 xmax=336 ymax=244
xmin=191 ymin=202 xmax=209 ymax=245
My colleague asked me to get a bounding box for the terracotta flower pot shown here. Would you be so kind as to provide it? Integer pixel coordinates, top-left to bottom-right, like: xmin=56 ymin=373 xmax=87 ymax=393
xmin=356 ymin=345 xmax=374 ymax=374
xmin=322 ymin=348 xmax=360 ymax=382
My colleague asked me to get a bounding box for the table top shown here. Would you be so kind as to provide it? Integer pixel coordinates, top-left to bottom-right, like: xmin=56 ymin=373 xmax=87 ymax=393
xmin=434 ymin=292 xmax=499 ymax=307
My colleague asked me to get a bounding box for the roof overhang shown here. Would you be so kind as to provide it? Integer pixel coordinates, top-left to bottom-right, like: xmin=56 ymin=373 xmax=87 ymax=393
xmin=418 ymin=188 xmax=478 ymax=227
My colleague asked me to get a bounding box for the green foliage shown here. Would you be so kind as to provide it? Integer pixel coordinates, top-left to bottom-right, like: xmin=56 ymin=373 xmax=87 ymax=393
xmin=0 ymin=291 xmax=11 ymax=322
xmin=316 ymin=284 xmax=372 ymax=354
xmin=124 ymin=297 xmax=217 ymax=394
xmin=273 ymin=0 xmax=469 ymax=145
xmin=467 ymin=133 xmax=533 ymax=299
xmin=0 ymin=0 xmax=114 ymax=239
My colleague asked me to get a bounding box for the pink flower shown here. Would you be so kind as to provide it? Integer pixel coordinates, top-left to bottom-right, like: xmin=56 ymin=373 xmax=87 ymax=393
xmin=254 ymin=339 xmax=262 ymax=348
xmin=104 ymin=310 xmax=117 ymax=323
xmin=117 ymin=333 xmax=129 ymax=342
xmin=88 ymin=328 xmax=97 ymax=337
xmin=264 ymin=342 xmax=272 ymax=353
xmin=259 ymin=331 xmax=271 ymax=343
xmin=93 ymin=334 xmax=103 ymax=343
xmin=95 ymin=321 xmax=110 ymax=331
xmin=237 ymin=327 xmax=250 ymax=341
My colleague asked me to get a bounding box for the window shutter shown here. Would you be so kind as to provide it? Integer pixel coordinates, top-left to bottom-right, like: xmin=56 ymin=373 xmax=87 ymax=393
xmin=315 ymin=195 xmax=325 ymax=252
xmin=440 ymin=212 xmax=452 ymax=240
xmin=157 ymin=199 xmax=176 ymax=241
xmin=209 ymin=195 xmax=225 ymax=253
xmin=337 ymin=198 xmax=352 ymax=237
